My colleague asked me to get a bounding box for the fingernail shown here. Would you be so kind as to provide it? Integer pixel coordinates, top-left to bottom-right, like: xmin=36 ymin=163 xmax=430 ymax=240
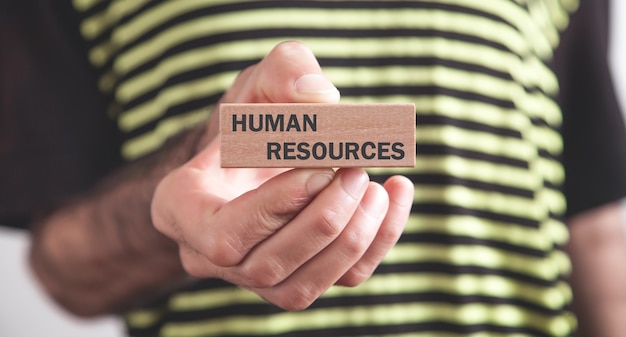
xmin=360 ymin=185 xmax=388 ymax=218
xmin=295 ymin=74 xmax=340 ymax=96
xmin=340 ymin=168 xmax=368 ymax=199
xmin=306 ymin=172 xmax=334 ymax=196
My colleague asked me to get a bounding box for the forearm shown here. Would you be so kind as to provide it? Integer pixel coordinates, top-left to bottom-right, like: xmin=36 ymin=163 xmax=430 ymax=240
xmin=567 ymin=201 xmax=626 ymax=337
xmin=29 ymin=123 xmax=209 ymax=317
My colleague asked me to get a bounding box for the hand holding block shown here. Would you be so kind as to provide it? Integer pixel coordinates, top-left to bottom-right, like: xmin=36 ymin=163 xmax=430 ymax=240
xmin=219 ymin=103 xmax=415 ymax=168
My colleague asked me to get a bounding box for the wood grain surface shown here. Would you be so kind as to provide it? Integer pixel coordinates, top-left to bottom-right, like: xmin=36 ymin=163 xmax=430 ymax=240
xmin=220 ymin=103 xmax=415 ymax=168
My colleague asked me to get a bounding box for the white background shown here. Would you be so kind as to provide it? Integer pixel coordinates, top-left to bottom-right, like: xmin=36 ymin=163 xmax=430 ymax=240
xmin=1 ymin=2 xmax=625 ymax=336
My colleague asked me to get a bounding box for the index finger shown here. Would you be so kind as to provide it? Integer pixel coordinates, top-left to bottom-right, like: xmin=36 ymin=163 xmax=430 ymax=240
xmin=203 ymin=168 xmax=335 ymax=267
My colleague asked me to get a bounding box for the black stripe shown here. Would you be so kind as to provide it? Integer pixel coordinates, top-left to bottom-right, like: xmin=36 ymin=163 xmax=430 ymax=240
xmin=112 ymin=0 xmax=521 ymax=63
xmin=121 ymin=94 xmax=220 ymax=147
xmin=544 ymin=180 xmax=562 ymax=192
xmin=125 ymin=325 xmax=161 ymax=337
xmin=267 ymin=322 xmax=557 ymax=337
xmin=118 ymin=26 xmax=516 ymax=86
xmin=375 ymin=262 xmax=564 ymax=287
xmin=417 ymin=115 xmax=522 ymax=138
xmin=538 ymin=148 xmax=562 ymax=162
xmin=399 ymin=232 xmax=545 ymax=257
xmin=399 ymin=173 xmax=535 ymax=198
xmin=531 ymin=116 xmax=560 ymax=129
xmin=120 ymin=60 xmax=256 ymax=112
xmin=125 ymin=268 xmax=566 ymax=335
xmin=120 ymin=56 xmax=516 ymax=112
xmin=411 ymin=203 xmax=539 ymax=228
xmin=161 ymin=291 xmax=564 ymax=322
xmin=77 ymin=0 xmax=165 ymax=84
xmin=415 ymin=144 xmax=529 ymax=168
xmin=127 ymin=321 xmax=557 ymax=337
xmin=82 ymin=0 xmax=163 ymax=47
xmin=79 ymin=0 xmax=112 ymax=20
xmin=342 ymin=85 xmax=516 ymax=109
xmin=154 ymin=271 xmax=566 ymax=320
xmin=321 ymin=56 xmax=515 ymax=81
xmin=286 ymin=322 xmax=555 ymax=337
xmin=120 ymin=85 xmax=519 ymax=140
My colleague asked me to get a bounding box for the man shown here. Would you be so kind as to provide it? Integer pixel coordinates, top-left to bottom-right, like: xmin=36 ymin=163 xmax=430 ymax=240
xmin=2 ymin=0 xmax=626 ymax=336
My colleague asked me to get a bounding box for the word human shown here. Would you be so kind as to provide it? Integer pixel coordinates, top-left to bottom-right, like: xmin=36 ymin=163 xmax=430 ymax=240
xmin=232 ymin=113 xmax=316 ymax=132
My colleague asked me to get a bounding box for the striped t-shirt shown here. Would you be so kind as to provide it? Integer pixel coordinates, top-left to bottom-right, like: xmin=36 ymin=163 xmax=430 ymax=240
xmin=73 ymin=0 xmax=595 ymax=336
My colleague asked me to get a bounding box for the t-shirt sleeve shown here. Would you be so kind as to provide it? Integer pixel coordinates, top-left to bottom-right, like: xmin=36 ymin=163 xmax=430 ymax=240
xmin=555 ymin=0 xmax=626 ymax=217
xmin=0 ymin=1 xmax=122 ymax=229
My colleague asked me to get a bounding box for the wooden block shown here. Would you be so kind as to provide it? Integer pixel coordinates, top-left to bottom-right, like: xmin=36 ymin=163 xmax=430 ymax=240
xmin=220 ymin=103 xmax=415 ymax=168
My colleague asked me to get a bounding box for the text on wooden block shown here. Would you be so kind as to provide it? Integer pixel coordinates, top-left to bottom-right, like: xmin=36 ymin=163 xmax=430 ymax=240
xmin=220 ymin=103 xmax=415 ymax=168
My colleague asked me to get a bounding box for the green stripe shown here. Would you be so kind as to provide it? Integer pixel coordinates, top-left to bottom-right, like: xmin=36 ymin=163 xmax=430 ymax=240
xmin=112 ymin=8 xmax=530 ymax=75
xmin=386 ymin=243 xmax=558 ymax=281
xmin=121 ymin=95 xmax=561 ymax=160
xmin=121 ymin=108 xmax=211 ymax=160
xmin=387 ymin=156 xmax=539 ymax=191
xmin=104 ymin=0 xmax=249 ymax=45
xmin=403 ymin=214 xmax=551 ymax=251
xmin=120 ymin=61 xmax=525 ymax=106
xmin=166 ymin=273 xmax=571 ymax=313
xmin=527 ymin=124 xmax=563 ymax=155
xmin=126 ymin=308 xmax=166 ymax=330
xmin=532 ymin=157 xmax=565 ymax=186
xmin=116 ymin=47 xmax=261 ymax=104
xmin=541 ymin=218 xmax=570 ymax=247
xmin=160 ymin=301 xmax=573 ymax=337
xmin=410 ymin=96 xmax=530 ymax=131
xmin=116 ymin=36 xmax=557 ymax=105
xmin=437 ymin=0 xmax=560 ymax=58
xmin=82 ymin=0 xmax=574 ymax=62
xmin=88 ymin=39 xmax=117 ymax=67
xmin=118 ymin=63 xmax=551 ymax=132
xmin=118 ymin=72 xmax=235 ymax=132
xmin=538 ymin=188 xmax=567 ymax=215
xmin=72 ymin=0 xmax=103 ymax=12
xmin=80 ymin=0 xmax=151 ymax=40
xmin=416 ymin=126 xmax=535 ymax=162
xmin=328 ymin=66 xmax=538 ymax=102
xmin=516 ymin=91 xmax=562 ymax=125
xmin=545 ymin=0 xmax=574 ymax=31
xmin=412 ymin=186 xmax=543 ymax=221
xmin=561 ymin=0 xmax=581 ymax=12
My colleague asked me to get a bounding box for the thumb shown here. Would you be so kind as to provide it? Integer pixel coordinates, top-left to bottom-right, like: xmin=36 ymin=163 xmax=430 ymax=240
xmin=221 ymin=41 xmax=340 ymax=104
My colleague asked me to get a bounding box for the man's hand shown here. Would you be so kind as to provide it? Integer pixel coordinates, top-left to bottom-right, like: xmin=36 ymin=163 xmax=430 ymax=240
xmin=151 ymin=41 xmax=414 ymax=310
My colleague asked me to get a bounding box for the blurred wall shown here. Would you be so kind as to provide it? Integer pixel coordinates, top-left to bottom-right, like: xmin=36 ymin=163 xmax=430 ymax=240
xmin=611 ymin=0 xmax=626 ymax=110
xmin=0 ymin=2 xmax=625 ymax=336
xmin=0 ymin=227 xmax=123 ymax=336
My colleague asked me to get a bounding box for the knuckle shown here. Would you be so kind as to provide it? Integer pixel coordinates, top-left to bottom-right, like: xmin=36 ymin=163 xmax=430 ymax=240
xmin=254 ymin=202 xmax=289 ymax=235
xmin=258 ymin=197 xmax=308 ymax=229
xmin=282 ymin=187 xmax=312 ymax=211
xmin=339 ymin=230 xmax=369 ymax=258
xmin=280 ymin=299 xmax=313 ymax=312
xmin=276 ymin=287 xmax=319 ymax=311
xmin=205 ymin=234 xmax=244 ymax=267
xmin=179 ymin=247 xmax=210 ymax=278
xmin=242 ymin=188 xmax=302 ymax=237
xmin=378 ymin=219 xmax=406 ymax=246
xmin=317 ymin=208 xmax=345 ymax=239
xmin=339 ymin=266 xmax=372 ymax=287
xmin=238 ymin=258 xmax=285 ymax=288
